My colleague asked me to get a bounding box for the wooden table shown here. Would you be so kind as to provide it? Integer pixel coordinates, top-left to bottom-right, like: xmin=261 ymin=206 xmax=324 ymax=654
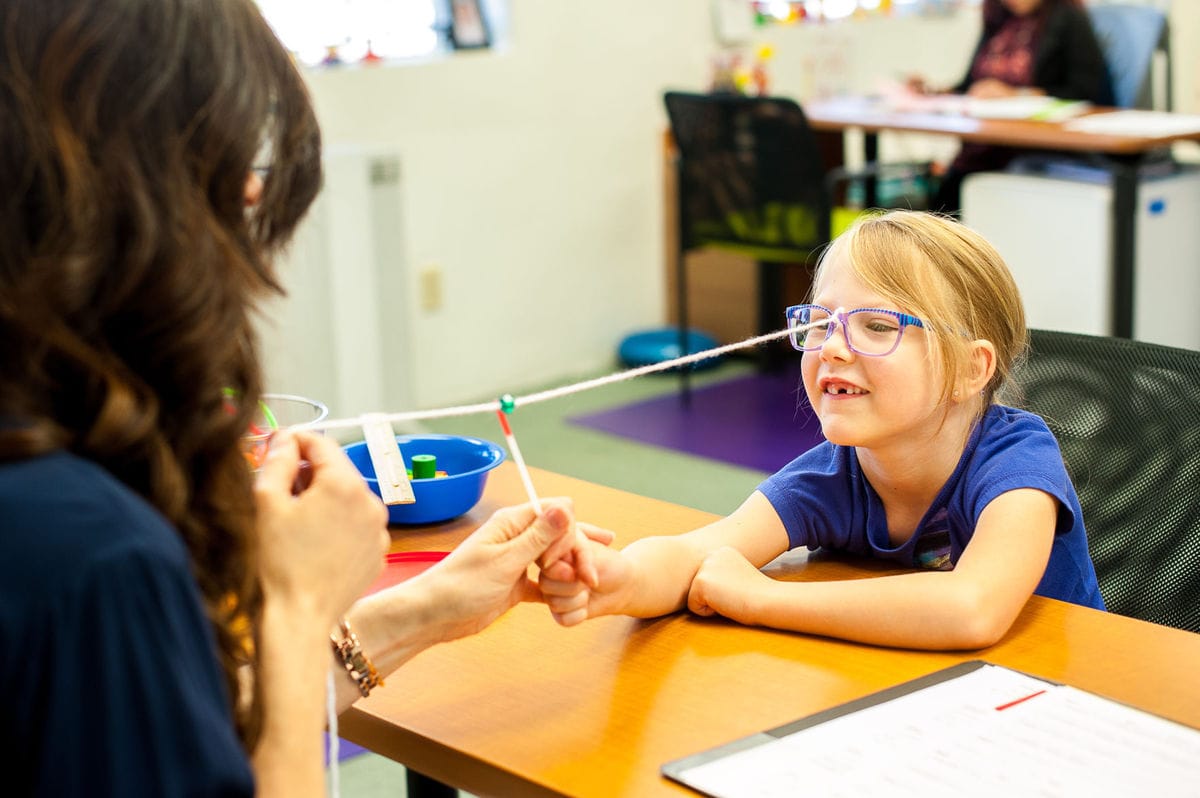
xmin=804 ymin=98 xmax=1200 ymax=339
xmin=340 ymin=463 xmax=1200 ymax=797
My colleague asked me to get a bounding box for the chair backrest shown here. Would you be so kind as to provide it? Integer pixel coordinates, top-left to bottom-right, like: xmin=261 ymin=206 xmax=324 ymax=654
xmin=1087 ymin=3 xmax=1170 ymax=109
xmin=1008 ymin=329 xmax=1200 ymax=632
xmin=663 ymin=91 xmax=830 ymax=256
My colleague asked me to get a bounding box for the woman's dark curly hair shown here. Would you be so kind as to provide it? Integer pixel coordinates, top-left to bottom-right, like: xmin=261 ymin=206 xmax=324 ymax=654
xmin=0 ymin=0 xmax=322 ymax=747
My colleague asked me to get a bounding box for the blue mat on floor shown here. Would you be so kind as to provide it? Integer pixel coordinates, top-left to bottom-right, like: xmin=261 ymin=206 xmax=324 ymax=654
xmin=568 ymin=361 xmax=824 ymax=473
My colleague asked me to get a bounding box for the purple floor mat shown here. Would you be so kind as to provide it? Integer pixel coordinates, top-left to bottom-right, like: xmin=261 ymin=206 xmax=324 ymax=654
xmin=325 ymin=734 xmax=368 ymax=764
xmin=569 ymin=363 xmax=825 ymax=473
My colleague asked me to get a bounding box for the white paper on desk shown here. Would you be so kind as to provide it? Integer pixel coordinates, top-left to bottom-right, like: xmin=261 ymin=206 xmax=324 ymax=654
xmin=881 ymin=93 xmax=968 ymax=115
xmin=963 ymin=95 xmax=1062 ymax=119
xmin=1064 ymin=110 xmax=1200 ymax=137
xmin=966 ymin=96 xmax=1091 ymax=121
xmin=873 ymin=82 xmax=1086 ymax=122
xmin=670 ymin=664 xmax=1200 ymax=798
xmin=874 ymin=78 xmax=968 ymax=115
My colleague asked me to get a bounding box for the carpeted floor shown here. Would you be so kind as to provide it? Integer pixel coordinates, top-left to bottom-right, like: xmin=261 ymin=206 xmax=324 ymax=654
xmin=567 ymin=359 xmax=824 ymax=473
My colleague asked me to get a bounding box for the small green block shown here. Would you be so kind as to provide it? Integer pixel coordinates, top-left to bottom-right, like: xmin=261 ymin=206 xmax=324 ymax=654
xmin=499 ymin=394 xmax=516 ymax=414
xmin=411 ymin=454 xmax=437 ymax=479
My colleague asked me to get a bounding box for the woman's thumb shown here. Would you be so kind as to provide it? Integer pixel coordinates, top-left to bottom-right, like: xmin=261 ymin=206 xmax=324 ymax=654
xmin=509 ymin=502 xmax=572 ymax=561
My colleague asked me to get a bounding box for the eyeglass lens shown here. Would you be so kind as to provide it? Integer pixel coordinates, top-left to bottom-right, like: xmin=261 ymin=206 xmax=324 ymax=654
xmin=789 ymin=306 xmax=910 ymax=356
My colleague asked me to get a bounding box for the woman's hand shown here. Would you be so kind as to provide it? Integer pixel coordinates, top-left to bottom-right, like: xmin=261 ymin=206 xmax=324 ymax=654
xmin=419 ymin=498 xmax=582 ymax=642
xmin=966 ymin=78 xmax=1027 ymax=99
xmin=904 ymin=74 xmax=933 ymax=95
xmin=253 ymin=430 xmax=389 ymax=626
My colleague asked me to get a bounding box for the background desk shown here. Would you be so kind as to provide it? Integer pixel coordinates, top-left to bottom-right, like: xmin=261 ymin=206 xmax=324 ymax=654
xmin=341 ymin=464 xmax=1200 ymax=797
xmin=804 ymin=99 xmax=1200 ymax=339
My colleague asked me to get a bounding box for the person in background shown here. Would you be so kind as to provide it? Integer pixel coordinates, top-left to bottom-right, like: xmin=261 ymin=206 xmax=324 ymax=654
xmin=909 ymin=0 xmax=1114 ymax=213
xmin=539 ymin=210 xmax=1104 ymax=651
xmin=0 ymin=1 xmax=601 ymax=795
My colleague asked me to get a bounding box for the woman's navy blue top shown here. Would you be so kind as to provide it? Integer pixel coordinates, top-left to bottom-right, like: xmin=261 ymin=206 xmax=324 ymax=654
xmin=0 ymin=450 xmax=254 ymax=796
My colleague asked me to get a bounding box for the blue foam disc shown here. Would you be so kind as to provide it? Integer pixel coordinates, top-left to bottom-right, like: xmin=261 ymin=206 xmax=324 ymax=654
xmin=618 ymin=328 xmax=722 ymax=371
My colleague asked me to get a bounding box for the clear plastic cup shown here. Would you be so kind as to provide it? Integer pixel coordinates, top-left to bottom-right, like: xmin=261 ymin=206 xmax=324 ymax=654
xmin=240 ymin=393 xmax=329 ymax=470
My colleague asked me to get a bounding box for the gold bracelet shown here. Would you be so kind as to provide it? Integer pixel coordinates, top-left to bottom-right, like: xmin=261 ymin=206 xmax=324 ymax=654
xmin=330 ymin=617 xmax=384 ymax=698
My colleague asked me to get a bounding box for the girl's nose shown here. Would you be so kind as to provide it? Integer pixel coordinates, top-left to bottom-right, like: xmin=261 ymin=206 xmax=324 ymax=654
xmin=819 ymin=312 xmax=855 ymax=362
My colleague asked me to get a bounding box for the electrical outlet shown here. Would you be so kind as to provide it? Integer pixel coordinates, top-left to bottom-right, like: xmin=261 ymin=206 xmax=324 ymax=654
xmin=419 ymin=265 xmax=442 ymax=311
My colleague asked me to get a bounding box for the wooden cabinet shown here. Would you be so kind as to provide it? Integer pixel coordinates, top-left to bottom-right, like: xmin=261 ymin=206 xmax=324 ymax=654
xmin=661 ymin=132 xmax=831 ymax=345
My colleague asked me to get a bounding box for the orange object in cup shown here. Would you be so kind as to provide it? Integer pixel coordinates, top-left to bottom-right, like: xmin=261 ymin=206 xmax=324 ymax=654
xmin=239 ymin=393 xmax=329 ymax=470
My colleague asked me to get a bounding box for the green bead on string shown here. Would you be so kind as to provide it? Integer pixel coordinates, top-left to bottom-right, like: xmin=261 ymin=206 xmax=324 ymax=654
xmin=498 ymin=393 xmax=516 ymax=414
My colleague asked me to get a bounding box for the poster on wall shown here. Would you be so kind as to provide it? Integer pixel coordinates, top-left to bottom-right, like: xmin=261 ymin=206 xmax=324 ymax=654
xmin=712 ymin=0 xmax=754 ymax=45
xmin=449 ymin=0 xmax=490 ymax=49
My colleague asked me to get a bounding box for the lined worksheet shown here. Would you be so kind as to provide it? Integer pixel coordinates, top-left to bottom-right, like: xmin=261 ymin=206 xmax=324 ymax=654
xmin=666 ymin=663 xmax=1200 ymax=798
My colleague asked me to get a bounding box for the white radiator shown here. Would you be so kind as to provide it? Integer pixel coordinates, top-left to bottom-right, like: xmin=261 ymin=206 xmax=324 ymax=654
xmin=962 ymin=165 xmax=1200 ymax=350
xmin=256 ymin=147 xmax=413 ymax=432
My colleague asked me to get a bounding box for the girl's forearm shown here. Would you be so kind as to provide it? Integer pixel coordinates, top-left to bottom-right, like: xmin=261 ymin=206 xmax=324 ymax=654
xmin=612 ymin=536 xmax=708 ymax=618
xmin=746 ymin=571 xmax=1008 ymax=651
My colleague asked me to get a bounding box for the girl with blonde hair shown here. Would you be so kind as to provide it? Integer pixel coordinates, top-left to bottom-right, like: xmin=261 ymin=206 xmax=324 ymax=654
xmin=541 ymin=210 xmax=1103 ymax=650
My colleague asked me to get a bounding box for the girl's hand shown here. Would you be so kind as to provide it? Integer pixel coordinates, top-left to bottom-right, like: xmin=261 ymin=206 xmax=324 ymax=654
xmin=538 ymin=521 xmax=616 ymax=590
xmin=687 ymin=546 xmax=768 ymax=623
xmin=253 ymin=430 xmax=389 ymax=626
xmin=537 ymin=539 xmax=633 ymax=626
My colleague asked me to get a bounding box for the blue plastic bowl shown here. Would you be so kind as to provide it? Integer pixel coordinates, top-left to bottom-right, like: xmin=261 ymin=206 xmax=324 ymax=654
xmin=343 ymin=434 xmax=506 ymax=525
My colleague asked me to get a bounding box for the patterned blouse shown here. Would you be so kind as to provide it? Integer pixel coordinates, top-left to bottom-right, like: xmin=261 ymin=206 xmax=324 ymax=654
xmin=971 ymin=15 xmax=1040 ymax=88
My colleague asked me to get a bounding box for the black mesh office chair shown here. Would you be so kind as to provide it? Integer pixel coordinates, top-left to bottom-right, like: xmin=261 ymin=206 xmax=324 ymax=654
xmin=664 ymin=91 xmax=832 ymax=396
xmin=1008 ymin=329 xmax=1200 ymax=632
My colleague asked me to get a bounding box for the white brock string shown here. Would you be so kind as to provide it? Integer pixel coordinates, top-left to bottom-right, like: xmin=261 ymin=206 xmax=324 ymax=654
xmin=307 ymin=323 xmax=813 ymax=433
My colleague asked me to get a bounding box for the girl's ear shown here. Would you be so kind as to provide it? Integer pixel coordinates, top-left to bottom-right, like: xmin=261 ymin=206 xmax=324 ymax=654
xmin=962 ymin=339 xmax=997 ymax=397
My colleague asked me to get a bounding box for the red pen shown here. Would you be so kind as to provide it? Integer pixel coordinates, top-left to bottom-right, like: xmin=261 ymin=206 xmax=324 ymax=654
xmin=995 ymin=689 xmax=1047 ymax=711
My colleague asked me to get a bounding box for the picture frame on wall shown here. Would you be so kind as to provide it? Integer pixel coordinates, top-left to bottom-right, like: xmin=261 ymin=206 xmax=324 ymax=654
xmin=449 ymin=0 xmax=490 ymax=50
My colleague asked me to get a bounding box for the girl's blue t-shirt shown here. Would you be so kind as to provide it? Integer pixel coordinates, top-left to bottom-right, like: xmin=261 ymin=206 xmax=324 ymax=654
xmin=758 ymin=404 xmax=1105 ymax=610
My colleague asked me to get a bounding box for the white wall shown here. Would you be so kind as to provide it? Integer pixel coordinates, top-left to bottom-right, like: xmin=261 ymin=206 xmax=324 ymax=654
xmin=258 ymin=0 xmax=1198 ymax=415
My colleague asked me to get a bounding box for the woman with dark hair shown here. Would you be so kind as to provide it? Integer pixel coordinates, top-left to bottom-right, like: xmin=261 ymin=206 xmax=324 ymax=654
xmin=0 ymin=1 xmax=594 ymax=794
xmin=911 ymin=0 xmax=1114 ymax=213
